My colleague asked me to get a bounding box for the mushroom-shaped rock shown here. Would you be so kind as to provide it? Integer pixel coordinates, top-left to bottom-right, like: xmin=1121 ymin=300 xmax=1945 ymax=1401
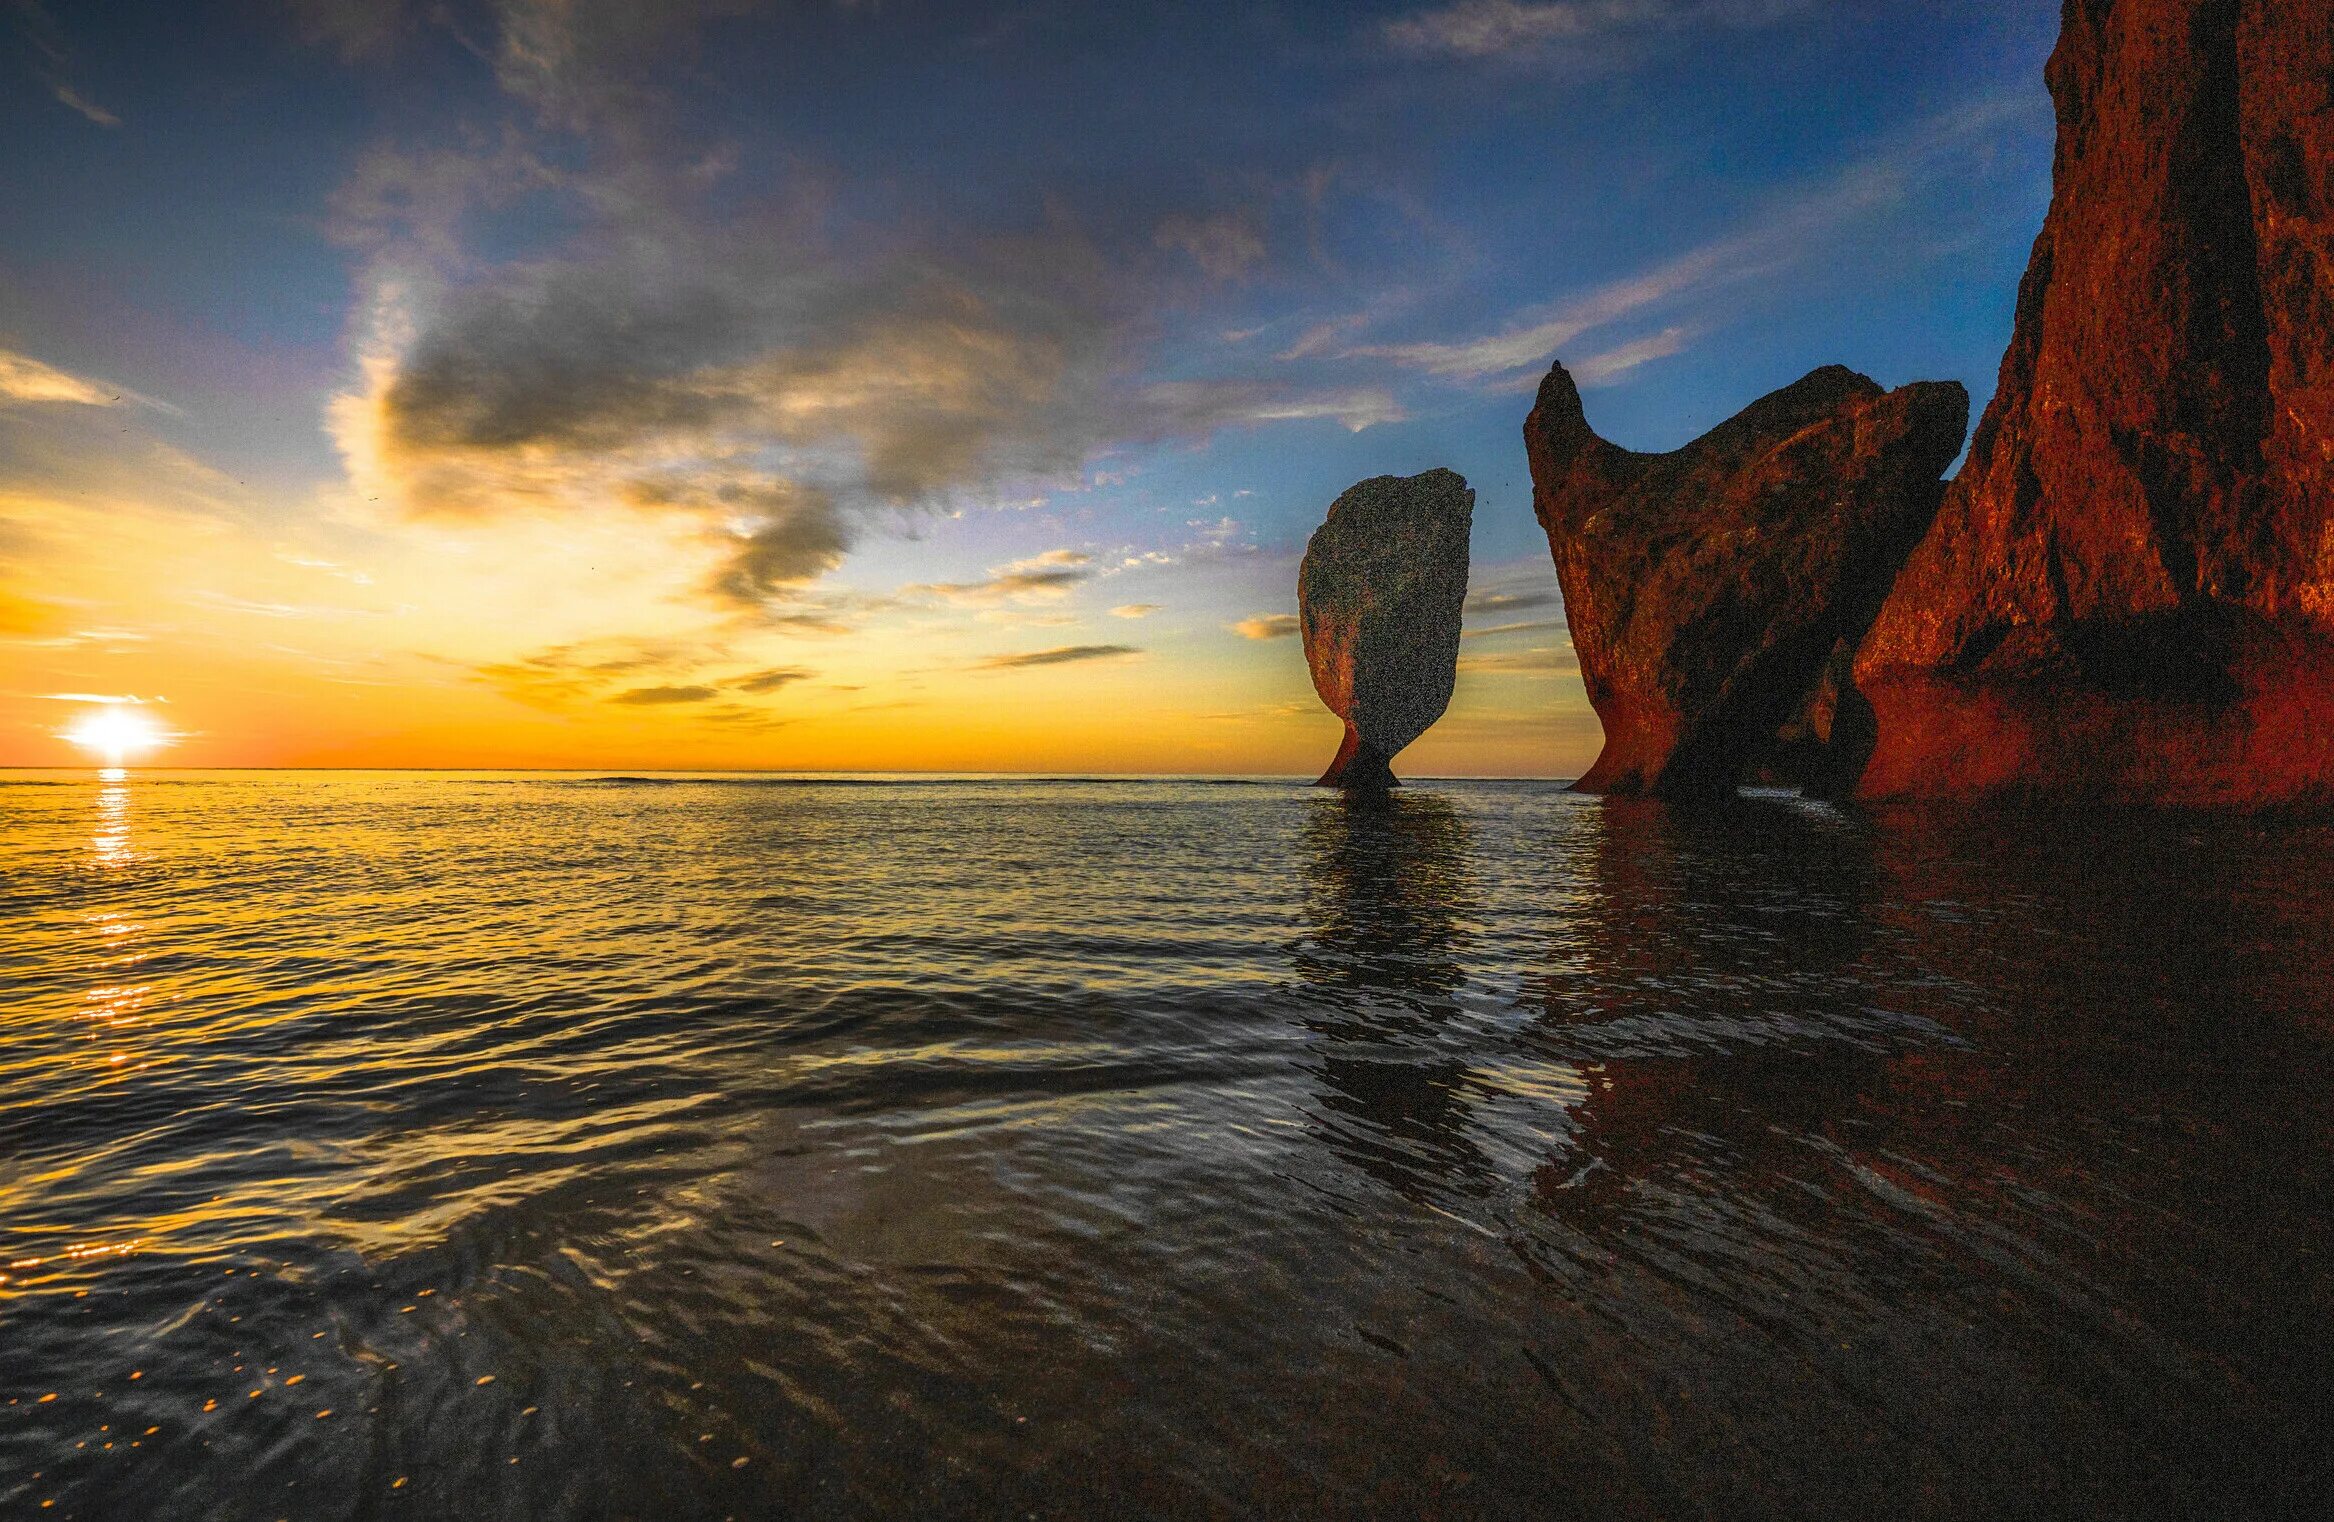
xmin=1299 ymin=469 xmax=1475 ymax=789
xmin=1526 ymin=362 xmax=1967 ymax=798
xmin=1850 ymin=0 xmax=2334 ymax=806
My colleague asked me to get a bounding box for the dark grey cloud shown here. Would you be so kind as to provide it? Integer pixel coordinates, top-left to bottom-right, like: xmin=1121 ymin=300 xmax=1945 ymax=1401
xmin=976 ymin=643 xmax=1140 ymax=670
xmin=627 ymin=476 xmax=851 ymax=607
xmin=324 ymin=5 xmax=1399 ymax=628
xmin=354 ymin=225 xmax=1397 ymax=571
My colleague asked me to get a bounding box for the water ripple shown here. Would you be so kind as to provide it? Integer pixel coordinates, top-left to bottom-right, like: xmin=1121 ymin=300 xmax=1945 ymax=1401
xmin=1 ymin=774 xmax=2329 ymax=1519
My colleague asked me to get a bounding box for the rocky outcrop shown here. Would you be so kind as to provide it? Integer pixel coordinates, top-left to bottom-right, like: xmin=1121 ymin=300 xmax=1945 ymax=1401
xmin=1851 ymin=0 xmax=2334 ymax=806
xmin=1299 ymin=469 xmax=1474 ymax=789
xmin=1527 ymin=363 xmax=1967 ymax=798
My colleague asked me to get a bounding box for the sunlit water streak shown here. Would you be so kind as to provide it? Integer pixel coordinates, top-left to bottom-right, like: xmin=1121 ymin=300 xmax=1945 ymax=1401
xmin=1 ymin=772 xmax=2329 ymax=1519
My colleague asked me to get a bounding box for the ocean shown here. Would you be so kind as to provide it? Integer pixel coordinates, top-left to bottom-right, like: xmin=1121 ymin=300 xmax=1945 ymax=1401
xmin=2 ymin=772 xmax=2330 ymax=1519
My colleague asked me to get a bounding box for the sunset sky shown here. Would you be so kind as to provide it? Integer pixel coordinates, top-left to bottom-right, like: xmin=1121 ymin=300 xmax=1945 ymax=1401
xmin=1 ymin=0 xmax=2059 ymax=773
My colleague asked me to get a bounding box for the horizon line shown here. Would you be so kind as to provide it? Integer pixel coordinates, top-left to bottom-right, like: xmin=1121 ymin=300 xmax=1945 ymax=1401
xmin=0 ymin=764 xmax=1578 ymax=781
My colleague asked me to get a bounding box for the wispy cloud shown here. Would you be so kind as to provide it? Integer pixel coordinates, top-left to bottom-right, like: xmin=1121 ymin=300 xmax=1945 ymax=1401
xmin=1344 ymin=94 xmax=2035 ymax=385
xmin=1230 ymin=613 xmax=1301 ymax=641
xmin=732 ymin=666 xmax=814 ymax=694
xmin=1141 ymin=382 xmax=1403 ymax=433
xmin=1465 ymin=590 xmax=1559 ymax=620
xmin=1155 ymin=212 xmax=1266 ymax=282
xmin=609 ymin=684 xmax=719 ymax=706
xmin=468 ymin=637 xmax=724 ymax=709
xmin=904 ymin=549 xmax=1096 ymax=607
xmin=975 ymin=643 xmax=1141 ymax=670
xmin=10 ymin=2 xmax=123 ymax=128
xmin=0 ymin=350 xmax=125 ymax=408
xmin=1572 ymin=325 xmax=1694 ymax=386
xmin=187 ymin=590 xmax=384 ymax=620
xmin=1385 ymin=0 xmax=1811 ymax=62
xmin=1463 ymin=619 xmax=1568 ymax=639
xmin=51 ymin=83 xmax=119 ymax=128
xmin=1458 ymin=646 xmax=1581 ymax=674
xmin=1108 ymin=603 xmax=1162 ymax=619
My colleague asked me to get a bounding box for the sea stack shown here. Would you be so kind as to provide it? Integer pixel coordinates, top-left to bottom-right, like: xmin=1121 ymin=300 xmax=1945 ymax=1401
xmin=1851 ymin=0 xmax=2334 ymax=806
xmin=1299 ymin=468 xmax=1474 ymax=789
xmin=1526 ymin=362 xmax=1967 ymax=799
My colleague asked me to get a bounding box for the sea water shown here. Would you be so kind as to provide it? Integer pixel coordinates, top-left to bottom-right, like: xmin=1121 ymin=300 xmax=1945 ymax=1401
xmin=2 ymin=773 xmax=2329 ymax=1518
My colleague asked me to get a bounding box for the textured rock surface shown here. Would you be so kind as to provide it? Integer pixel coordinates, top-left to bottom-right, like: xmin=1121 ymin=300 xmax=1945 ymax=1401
xmin=1853 ymin=0 xmax=2334 ymax=805
xmin=1299 ymin=469 xmax=1474 ymax=788
xmin=1527 ymin=363 xmax=1967 ymax=798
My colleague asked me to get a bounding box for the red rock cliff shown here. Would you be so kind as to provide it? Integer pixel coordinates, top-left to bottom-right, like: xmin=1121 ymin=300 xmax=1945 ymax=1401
xmin=1852 ymin=0 xmax=2334 ymax=805
xmin=1528 ymin=363 xmax=1966 ymax=799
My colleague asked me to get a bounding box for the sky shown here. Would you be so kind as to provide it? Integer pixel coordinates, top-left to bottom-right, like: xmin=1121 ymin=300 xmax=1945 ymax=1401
xmin=0 ymin=0 xmax=2062 ymax=774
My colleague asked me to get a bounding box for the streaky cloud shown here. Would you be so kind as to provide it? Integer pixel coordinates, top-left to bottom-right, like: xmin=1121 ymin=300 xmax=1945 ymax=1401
xmin=1229 ymin=613 xmax=1300 ymax=640
xmin=1343 ymin=93 xmax=2037 ymax=384
xmin=608 ymin=684 xmax=721 ymax=705
xmin=1384 ymin=0 xmax=1812 ymax=62
xmin=975 ymin=643 xmax=1140 ymax=670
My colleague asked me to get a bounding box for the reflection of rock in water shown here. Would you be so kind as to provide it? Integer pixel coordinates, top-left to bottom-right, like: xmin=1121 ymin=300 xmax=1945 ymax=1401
xmin=1293 ymin=791 xmax=1490 ymax=1201
xmin=1525 ymin=796 xmax=1896 ymax=1220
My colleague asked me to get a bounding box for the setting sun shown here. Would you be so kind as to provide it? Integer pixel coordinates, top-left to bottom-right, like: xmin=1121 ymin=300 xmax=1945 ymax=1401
xmin=62 ymin=705 xmax=173 ymax=767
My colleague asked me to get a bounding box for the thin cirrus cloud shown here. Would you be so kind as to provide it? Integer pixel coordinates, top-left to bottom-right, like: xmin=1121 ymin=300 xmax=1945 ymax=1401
xmin=608 ymin=684 xmax=720 ymax=706
xmin=1568 ymin=326 xmax=1696 ymax=388
xmin=1229 ymin=614 xmax=1301 ymax=641
xmin=1 ymin=349 xmax=128 ymax=408
xmin=285 ymin=0 xmax=778 ymax=125
xmin=903 ymin=550 xmax=1096 ymax=607
xmin=11 ymin=1 xmax=123 ymax=127
xmin=1458 ymin=645 xmax=1581 ymax=674
xmin=1384 ymin=0 xmax=1813 ymax=61
xmin=1465 ymin=588 xmax=1561 ymax=616
xmin=975 ymin=644 xmax=1141 ymax=671
xmin=1342 ymin=93 xmax=2034 ymax=386
xmin=731 ymin=666 xmax=814 ymax=694
xmin=1463 ymin=619 xmax=1568 ymax=639
xmin=1109 ymin=603 xmax=1162 ymax=620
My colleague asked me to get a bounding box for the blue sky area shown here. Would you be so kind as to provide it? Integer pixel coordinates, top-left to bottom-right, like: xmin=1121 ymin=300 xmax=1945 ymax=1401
xmin=0 ymin=0 xmax=2065 ymax=772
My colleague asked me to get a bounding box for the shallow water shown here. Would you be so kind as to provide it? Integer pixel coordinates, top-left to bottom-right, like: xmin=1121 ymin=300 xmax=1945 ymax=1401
xmin=2 ymin=772 xmax=2329 ymax=1519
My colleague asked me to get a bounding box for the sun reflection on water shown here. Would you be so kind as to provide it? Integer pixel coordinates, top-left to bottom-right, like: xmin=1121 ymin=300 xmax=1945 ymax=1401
xmin=91 ymin=771 xmax=134 ymax=868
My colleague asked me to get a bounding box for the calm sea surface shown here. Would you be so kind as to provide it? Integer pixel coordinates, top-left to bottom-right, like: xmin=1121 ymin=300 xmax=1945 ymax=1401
xmin=1 ymin=772 xmax=2330 ymax=1520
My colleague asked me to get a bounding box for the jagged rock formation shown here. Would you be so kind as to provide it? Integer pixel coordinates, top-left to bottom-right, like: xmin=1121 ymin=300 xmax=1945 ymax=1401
xmin=1299 ymin=469 xmax=1474 ymax=789
xmin=1527 ymin=363 xmax=1967 ymax=798
xmin=1852 ymin=0 xmax=2334 ymax=805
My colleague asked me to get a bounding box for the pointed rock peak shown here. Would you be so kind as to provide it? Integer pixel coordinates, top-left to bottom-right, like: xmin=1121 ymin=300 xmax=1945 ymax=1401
xmin=1525 ymin=361 xmax=1634 ymax=484
xmin=1532 ymin=362 xmax=1590 ymax=432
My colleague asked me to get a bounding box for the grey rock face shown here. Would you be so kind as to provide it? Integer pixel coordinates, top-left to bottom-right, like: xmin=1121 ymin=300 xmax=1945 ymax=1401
xmin=1298 ymin=468 xmax=1474 ymax=788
